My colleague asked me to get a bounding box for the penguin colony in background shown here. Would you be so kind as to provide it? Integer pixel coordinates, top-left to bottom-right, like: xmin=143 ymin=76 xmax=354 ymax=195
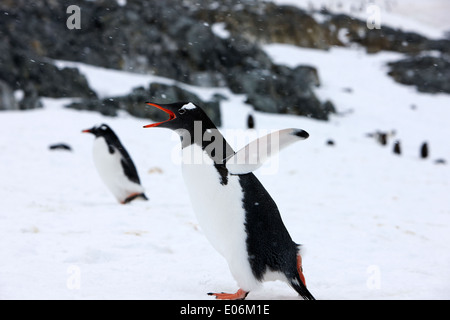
xmin=82 ymin=124 xmax=148 ymax=204
xmin=365 ymin=130 xmax=445 ymax=164
xmin=143 ymin=102 xmax=315 ymax=300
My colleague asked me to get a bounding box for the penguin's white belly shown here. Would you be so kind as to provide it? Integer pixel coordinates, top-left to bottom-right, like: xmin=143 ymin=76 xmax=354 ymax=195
xmin=92 ymin=137 xmax=144 ymax=203
xmin=181 ymin=144 xmax=260 ymax=291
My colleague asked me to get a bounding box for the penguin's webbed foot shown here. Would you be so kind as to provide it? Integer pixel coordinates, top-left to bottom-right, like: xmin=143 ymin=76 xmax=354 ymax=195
xmin=122 ymin=192 xmax=148 ymax=204
xmin=207 ymin=289 xmax=249 ymax=300
xmin=297 ymin=253 xmax=307 ymax=287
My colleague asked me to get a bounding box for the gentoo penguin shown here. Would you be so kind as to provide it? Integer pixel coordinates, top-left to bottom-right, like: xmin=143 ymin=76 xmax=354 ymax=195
xmin=376 ymin=131 xmax=388 ymax=146
xmin=247 ymin=114 xmax=255 ymax=129
xmin=366 ymin=130 xmax=395 ymax=146
xmin=393 ymin=140 xmax=401 ymax=155
xmin=144 ymin=102 xmax=314 ymax=300
xmin=82 ymin=123 xmax=148 ymax=204
xmin=420 ymin=142 xmax=429 ymax=159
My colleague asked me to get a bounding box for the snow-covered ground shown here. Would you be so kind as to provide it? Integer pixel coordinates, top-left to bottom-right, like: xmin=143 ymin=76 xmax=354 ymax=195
xmin=1 ymin=13 xmax=450 ymax=299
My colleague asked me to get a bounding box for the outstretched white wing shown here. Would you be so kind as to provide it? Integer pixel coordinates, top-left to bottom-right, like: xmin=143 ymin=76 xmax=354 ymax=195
xmin=225 ymin=128 xmax=309 ymax=175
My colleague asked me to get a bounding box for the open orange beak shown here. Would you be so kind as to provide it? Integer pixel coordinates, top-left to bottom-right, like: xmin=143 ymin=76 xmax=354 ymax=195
xmin=143 ymin=102 xmax=176 ymax=128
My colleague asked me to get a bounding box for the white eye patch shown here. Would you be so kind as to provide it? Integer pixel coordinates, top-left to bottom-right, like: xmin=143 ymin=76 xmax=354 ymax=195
xmin=181 ymin=102 xmax=197 ymax=111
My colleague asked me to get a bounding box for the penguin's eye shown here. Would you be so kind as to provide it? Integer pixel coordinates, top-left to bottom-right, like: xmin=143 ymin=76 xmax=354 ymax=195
xmin=179 ymin=109 xmax=186 ymax=115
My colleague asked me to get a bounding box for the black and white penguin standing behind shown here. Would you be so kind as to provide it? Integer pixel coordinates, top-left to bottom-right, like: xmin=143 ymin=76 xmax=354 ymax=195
xmin=144 ymin=102 xmax=314 ymax=300
xmin=82 ymin=123 xmax=148 ymax=204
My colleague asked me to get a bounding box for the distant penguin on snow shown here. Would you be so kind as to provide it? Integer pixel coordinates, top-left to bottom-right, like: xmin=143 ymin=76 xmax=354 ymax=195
xmin=393 ymin=140 xmax=401 ymax=155
xmin=247 ymin=113 xmax=255 ymax=129
xmin=144 ymin=102 xmax=314 ymax=300
xmin=420 ymin=142 xmax=429 ymax=159
xmin=82 ymin=124 xmax=148 ymax=204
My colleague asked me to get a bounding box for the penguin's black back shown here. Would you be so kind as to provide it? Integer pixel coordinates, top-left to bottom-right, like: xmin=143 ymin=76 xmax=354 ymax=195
xmin=238 ymin=173 xmax=314 ymax=299
xmin=238 ymin=173 xmax=298 ymax=279
xmin=97 ymin=124 xmax=142 ymax=185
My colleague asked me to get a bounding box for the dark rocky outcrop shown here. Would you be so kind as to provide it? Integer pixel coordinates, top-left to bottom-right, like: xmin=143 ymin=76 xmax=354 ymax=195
xmin=19 ymin=82 xmax=43 ymax=110
xmin=195 ymin=3 xmax=332 ymax=50
xmin=1 ymin=0 xmax=448 ymax=118
xmin=66 ymin=98 xmax=118 ymax=117
xmin=0 ymin=10 xmax=96 ymax=110
xmin=195 ymin=2 xmax=450 ymax=94
xmin=388 ymin=55 xmax=450 ymax=94
xmin=0 ymin=49 xmax=96 ymax=99
xmin=194 ymin=2 xmax=450 ymax=54
xmin=66 ymin=82 xmax=222 ymax=126
xmin=235 ymin=65 xmax=334 ymax=119
xmin=0 ymin=0 xmax=333 ymax=120
xmin=0 ymin=80 xmax=18 ymax=110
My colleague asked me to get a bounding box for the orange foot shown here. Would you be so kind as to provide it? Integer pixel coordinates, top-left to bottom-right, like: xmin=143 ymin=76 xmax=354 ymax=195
xmin=297 ymin=253 xmax=307 ymax=287
xmin=208 ymin=288 xmax=249 ymax=300
xmin=121 ymin=192 xmax=146 ymax=204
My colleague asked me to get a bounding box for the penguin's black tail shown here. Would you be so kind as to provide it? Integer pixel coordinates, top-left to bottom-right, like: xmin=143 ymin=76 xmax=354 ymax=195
xmin=140 ymin=193 xmax=149 ymax=201
xmin=289 ymin=272 xmax=315 ymax=300
xmin=287 ymin=251 xmax=315 ymax=300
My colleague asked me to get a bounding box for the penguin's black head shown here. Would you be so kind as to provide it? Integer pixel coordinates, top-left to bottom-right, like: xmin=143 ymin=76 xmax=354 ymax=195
xmin=144 ymin=101 xmax=234 ymax=159
xmin=143 ymin=102 xmax=214 ymax=132
xmin=82 ymin=123 xmax=113 ymax=137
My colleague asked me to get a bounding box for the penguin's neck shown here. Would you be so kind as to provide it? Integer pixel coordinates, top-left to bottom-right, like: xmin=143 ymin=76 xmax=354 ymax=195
xmin=177 ymin=120 xmax=235 ymax=165
xmin=98 ymin=132 xmax=121 ymax=151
